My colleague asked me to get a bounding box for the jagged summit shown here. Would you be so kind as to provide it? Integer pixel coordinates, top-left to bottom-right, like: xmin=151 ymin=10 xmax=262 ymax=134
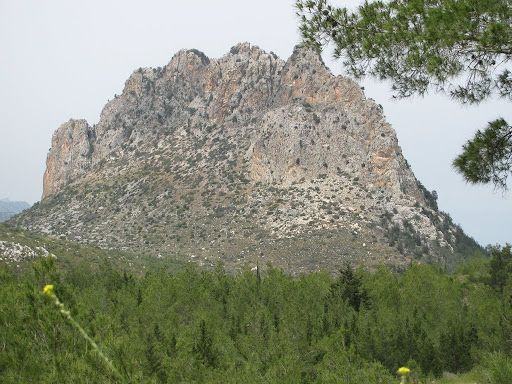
xmin=12 ymin=43 xmax=480 ymax=273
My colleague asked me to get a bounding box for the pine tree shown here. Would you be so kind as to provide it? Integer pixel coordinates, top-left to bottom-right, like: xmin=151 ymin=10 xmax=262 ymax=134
xmin=296 ymin=0 xmax=512 ymax=188
xmin=489 ymin=244 xmax=512 ymax=292
xmin=193 ymin=320 xmax=217 ymax=368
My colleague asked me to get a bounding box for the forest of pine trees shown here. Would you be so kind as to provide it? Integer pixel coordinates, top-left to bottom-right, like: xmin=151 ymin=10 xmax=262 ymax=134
xmin=1 ymin=247 xmax=512 ymax=383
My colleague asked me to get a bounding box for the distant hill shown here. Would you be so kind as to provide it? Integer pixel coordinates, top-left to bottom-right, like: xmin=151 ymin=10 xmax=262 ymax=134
xmin=0 ymin=199 xmax=30 ymax=222
xmin=11 ymin=43 xmax=482 ymax=272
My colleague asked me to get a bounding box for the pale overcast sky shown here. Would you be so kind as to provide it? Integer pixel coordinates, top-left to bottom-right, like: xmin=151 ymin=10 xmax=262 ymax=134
xmin=0 ymin=0 xmax=510 ymax=246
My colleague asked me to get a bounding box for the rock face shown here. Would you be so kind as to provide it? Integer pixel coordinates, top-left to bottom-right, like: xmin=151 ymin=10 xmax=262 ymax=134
xmin=42 ymin=119 xmax=95 ymax=199
xmin=13 ymin=43 xmax=480 ymax=272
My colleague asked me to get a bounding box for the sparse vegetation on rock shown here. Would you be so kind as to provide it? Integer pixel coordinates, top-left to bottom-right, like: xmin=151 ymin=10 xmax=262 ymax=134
xmin=10 ymin=43 xmax=482 ymax=272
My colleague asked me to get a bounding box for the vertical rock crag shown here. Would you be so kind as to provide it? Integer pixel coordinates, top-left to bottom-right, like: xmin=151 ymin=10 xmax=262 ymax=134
xmin=14 ymin=43 xmax=480 ymax=272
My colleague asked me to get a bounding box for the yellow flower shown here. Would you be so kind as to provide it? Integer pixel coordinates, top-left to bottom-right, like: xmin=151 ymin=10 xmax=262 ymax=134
xmin=397 ymin=367 xmax=411 ymax=376
xmin=43 ymin=284 xmax=54 ymax=296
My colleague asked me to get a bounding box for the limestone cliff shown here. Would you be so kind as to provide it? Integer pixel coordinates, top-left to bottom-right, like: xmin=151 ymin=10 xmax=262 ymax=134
xmin=42 ymin=119 xmax=95 ymax=198
xmin=13 ymin=43 xmax=480 ymax=272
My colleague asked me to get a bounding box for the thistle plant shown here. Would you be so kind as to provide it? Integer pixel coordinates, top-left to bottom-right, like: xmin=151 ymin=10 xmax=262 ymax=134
xmin=397 ymin=366 xmax=411 ymax=383
xmin=42 ymin=284 xmax=124 ymax=382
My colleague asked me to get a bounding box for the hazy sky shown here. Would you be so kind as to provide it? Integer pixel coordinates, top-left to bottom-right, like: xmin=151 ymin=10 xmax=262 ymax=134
xmin=0 ymin=0 xmax=510 ymax=246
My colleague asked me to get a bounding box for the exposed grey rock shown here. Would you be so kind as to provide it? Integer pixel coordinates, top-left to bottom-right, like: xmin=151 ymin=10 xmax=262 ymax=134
xmin=12 ymin=43 xmax=480 ymax=272
xmin=0 ymin=240 xmax=55 ymax=264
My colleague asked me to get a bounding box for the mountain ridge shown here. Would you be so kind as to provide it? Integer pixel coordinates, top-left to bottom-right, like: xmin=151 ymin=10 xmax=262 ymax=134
xmin=10 ymin=43 xmax=482 ymax=272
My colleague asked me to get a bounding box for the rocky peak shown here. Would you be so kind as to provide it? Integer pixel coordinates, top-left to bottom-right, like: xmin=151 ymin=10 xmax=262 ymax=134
xmin=42 ymin=119 xmax=94 ymax=199
xmin=15 ymin=43 xmax=480 ymax=272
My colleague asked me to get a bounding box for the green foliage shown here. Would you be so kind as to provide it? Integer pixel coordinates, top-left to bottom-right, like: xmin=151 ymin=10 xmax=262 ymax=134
xmin=453 ymin=118 xmax=512 ymax=189
xmin=329 ymin=264 xmax=369 ymax=311
xmin=296 ymin=0 xmax=512 ymax=188
xmin=0 ymin=223 xmax=184 ymax=274
xmin=488 ymin=244 xmax=512 ymax=292
xmin=0 ymin=257 xmax=510 ymax=383
xmin=479 ymin=352 xmax=512 ymax=384
xmin=296 ymin=0 xmax=511 ymax=102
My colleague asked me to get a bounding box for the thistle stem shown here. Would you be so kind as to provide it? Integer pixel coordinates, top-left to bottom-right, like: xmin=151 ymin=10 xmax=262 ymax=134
xmin=45 ymin=287 xmax=124 ymax=383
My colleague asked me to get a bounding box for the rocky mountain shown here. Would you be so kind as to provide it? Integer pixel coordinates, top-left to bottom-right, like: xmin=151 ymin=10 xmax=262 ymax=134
xmin=0 ymin=199 xmax=30 ymax=222
xmin=10 ymin=43 xmax=481 ymax=273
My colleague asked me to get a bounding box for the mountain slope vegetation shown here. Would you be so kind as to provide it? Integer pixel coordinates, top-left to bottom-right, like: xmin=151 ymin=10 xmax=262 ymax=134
xmin=1 ymin=247 xmax=511 ymax=383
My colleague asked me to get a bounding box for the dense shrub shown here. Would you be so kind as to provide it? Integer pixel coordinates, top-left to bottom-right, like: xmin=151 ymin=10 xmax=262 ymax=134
xmin=0 ymin=257 xmax=509 ymax=383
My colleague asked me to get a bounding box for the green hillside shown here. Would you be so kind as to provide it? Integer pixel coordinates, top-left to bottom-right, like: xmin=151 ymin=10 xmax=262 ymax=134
xmin=0 ymin=223 xmax=184 ymax=274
